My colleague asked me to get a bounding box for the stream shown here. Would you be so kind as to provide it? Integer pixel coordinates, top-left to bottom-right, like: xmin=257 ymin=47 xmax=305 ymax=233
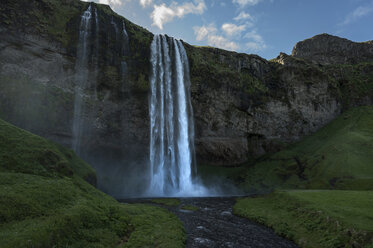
xmin=121 ymin=197 xmax=298 ymax=248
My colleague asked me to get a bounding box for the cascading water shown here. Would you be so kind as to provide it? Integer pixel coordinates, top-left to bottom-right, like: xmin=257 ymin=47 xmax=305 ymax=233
xmin=94 ymin=7 xmax=99 ymax=99
xmin=148 ymin=34 xmax=208 ymax=196
xmin=121 ymin=21 xmax=129 ymax=78
xmin=72 ymin=4 xmax=93 ymax=155
xmin=111 ymin=16 xmax=118 ymax=40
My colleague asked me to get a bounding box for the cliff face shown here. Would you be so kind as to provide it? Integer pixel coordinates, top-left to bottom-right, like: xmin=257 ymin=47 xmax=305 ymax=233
xmin=187 ymin=47 xmax=342 ymax=165
xmin=0 ymin=0 xmax=153 ymax=195
xmin=292 ymin=33 xmax=373 ymax=65
xmin=0 ymin=0 xmax=372 ymax=195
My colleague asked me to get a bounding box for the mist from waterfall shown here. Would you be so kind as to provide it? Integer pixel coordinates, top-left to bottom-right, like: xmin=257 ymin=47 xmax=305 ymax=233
xmin=147 ymin=34 xmax=209 ymax=197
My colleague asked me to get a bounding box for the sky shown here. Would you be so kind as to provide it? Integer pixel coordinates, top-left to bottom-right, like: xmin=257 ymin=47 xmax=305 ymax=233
xmin=82 ymin=0 xmax=373 ymax=59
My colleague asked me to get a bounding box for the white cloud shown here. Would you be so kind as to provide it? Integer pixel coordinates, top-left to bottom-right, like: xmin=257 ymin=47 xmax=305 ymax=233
xmin=221 ymin=23 xmax=246 ymax=37
xmin=244 ymin=30 xmax=266 ymax=51
xmin=244 ymin=30 xmax=263 ymax=42
xmin=342 ymin=2 xmax=373 ymax=25
xmin=151 ymin=0 xmax=206 ymax=29
xmin=101 ymin=0 xmax=121 ymax=5
xmin=194 ymin=20 xmax=266 ymax=52
xmin=194 ymin=24 xmax=217 ymax=41
xmin=139 ymin=0 xmax=152 ymax=8
xmin=234 ymin=11 xmax=253 ymax=21
xmin=99 ymin=0 xmax=123 ymax=6
xmin=245 ymin=42 xmax=265 ymax=51
xmin=233 ymin=0 xmax=261 ymax=7
xmin=194 ymin=24 xmax=239 ymax=51
xmin=81 ymin=0 xmax=123 ymax=8
xmin=208 ymin=35 xmax=240 ymax=50
xmin=193 ymin=4 xmax=267 ymax=53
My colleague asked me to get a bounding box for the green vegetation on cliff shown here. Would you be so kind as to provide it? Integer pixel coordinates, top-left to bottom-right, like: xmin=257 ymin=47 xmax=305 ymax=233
xmin=0 ymin=119 xmax=185 ymax=248
xmin=185 ymin=45 xmax=268 ymax=95
xmin=325 ymin=62 xmax=373 ymax=106
xmin=0 ymin=0 xmax=83 ymax=47
xmin=239 ymin=106 xmax=373 ymax=192
xmin=234 ymin=190 xmax=373 ymax=248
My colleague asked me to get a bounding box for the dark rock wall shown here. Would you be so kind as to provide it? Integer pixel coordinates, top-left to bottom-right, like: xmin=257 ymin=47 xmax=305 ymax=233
xmin=186 ymin=46 xmax=343 ymax=165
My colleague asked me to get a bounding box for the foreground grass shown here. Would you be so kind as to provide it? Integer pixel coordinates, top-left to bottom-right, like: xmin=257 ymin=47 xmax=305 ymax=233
xmin=234 ymin=190 xmax=373 ymax=248
xmin=0 ymin=117 xmax=95 ymax=183
xmin=0 ymin=119 xmax=185 ymax=247
xmin=241 ymin=106 xmax=373 ymax=192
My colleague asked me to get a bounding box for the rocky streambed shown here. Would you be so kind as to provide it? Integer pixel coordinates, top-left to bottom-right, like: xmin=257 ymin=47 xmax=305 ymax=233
xmin=121 ymin=197 xmax=298 ymax=248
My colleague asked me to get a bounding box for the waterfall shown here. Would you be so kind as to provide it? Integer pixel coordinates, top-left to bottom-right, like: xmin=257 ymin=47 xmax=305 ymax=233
xmin=94 ymin=7 xmax=99 ymax=99
xmin=72 ymin=4 xmax=93 ymax=155
xmin=148 ymin=34 xmax=207 ymax=196
xmin=111 ymin=17 xmax=118 ymax=41
xmin=121 ymin=21 xmax=129 ymax=78
xmin=122 ymin=21 xmax=129 ymax=46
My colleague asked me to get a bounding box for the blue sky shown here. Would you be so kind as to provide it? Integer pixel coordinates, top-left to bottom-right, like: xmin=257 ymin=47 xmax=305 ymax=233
xmin=83 ymin=0 xmax=373 ymax=59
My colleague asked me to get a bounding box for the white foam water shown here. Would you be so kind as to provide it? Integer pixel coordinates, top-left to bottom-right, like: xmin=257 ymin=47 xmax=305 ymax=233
xmin=147 ymin=34 xmax=209 ymax=197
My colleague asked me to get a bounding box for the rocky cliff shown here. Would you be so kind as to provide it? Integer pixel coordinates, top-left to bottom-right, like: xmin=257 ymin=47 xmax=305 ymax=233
xmin=292 ymin=33 xmax=373 ymax=65
xmin=0 ymin=0 xmax=372 ymax=196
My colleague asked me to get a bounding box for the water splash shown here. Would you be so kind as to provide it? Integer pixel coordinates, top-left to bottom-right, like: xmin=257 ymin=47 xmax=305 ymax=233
xmin=148 ymin=35 xmax=208 ymax=197
xmin=72 ymin=4 xmax=93 ymax=155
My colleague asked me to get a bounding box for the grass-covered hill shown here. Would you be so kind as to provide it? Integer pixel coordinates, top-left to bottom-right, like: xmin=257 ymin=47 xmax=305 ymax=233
xmin=234 ymin=190 xmax=373 ymax=248
xmin=199 ymin=106 xmax=373 ymax=193
xmin=0 ymin=118 xmax=185 ymax=248
xmin=227 ymin=106 xmax=373 ymax=247
xmin=207 ymin=105 xmax=372 ymax=193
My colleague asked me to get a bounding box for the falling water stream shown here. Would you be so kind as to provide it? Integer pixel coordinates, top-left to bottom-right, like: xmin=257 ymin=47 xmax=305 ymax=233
xmin=148 ymin=35 xmax=208 ymax=196
xmin=72 ymin=4 xmax=93 ymax=155
xmin=121 ymin=21 xmax=129 ymax=78
xmin=73 ymin=7 xmax=215 ymax=197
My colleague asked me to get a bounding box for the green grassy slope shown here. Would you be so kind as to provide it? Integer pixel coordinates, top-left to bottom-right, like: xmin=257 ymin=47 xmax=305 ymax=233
xmin=0 ymin=119 xmax=185 ymax=248
xmin=234 ymin=190 xmax=373 ymax=248
xmin=233 ymin=106 xmax=373 ymax=247
xmin=0 ymin=118 xmax=95 ymax=183
xmin=240 ymin=106 xmax=373 ymax=192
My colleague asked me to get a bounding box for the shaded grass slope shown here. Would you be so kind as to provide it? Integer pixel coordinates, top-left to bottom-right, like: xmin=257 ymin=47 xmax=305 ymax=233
xmin=0 ymin=118 xmax=96 ymax=184
xmin=241 ymin=106 xmax=373 ymax=192
xmin=0 ymin=119 xmax=185 ymax=248
xmin=234 ymin=190 xmax=373 ymax=248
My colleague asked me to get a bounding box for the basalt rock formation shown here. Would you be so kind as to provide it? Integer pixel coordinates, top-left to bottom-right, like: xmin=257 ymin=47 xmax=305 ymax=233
xmin=0 ymin=0 xmax=372 ymax=196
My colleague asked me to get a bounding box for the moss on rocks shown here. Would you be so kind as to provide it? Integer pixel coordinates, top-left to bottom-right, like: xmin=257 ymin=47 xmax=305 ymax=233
xmin=323 ymin=62 xmax=373 ymax=107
